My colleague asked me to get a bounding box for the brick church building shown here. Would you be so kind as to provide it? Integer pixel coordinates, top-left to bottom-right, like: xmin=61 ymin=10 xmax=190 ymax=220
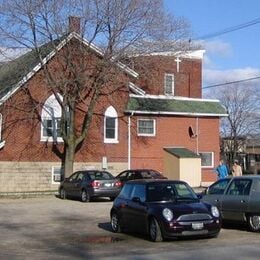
xmin=0 ymin=29 xmax=227 ymax=193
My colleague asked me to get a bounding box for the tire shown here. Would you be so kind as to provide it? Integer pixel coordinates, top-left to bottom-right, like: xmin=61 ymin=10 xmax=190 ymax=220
xmin=111 ymin=212 xmax=121 ymax=233
xmin=81 ymin=189 xmax=90 ymax=202
xmin=149 ymin=217 xmax=163 ymax=242
xmin=248 ymin=215 xmax=260 ymax=232
xmin=60 ymin=188 xmax=67 ymax=200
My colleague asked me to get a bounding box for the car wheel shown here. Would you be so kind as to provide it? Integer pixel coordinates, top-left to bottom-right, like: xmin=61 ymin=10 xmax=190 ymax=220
xmin=248 ymin=215 xmax=260 ymax=232
xmin=111 ymin=212 xmax=121 ymax=233
xmin=149 ymin=217 xmax=163 ymax=242
xmin=60 ymin=188 xmax=67 ymax=200
xmin=81 ymin=189 xmax=90 ymax=202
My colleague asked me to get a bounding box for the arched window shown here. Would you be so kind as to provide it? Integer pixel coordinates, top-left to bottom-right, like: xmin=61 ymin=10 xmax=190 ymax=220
xmin=41 ymin=94 xmax=63 ymax=142
xmin=104 ymin=106 xmax=118 ymax=143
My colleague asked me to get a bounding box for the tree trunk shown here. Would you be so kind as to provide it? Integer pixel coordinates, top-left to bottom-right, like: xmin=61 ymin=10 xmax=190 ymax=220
xmin=64 ymin=142 xmax=76 ymax=178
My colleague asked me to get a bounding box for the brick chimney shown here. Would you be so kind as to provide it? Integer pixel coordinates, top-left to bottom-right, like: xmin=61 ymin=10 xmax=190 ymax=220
xmin=69 ymin=16 xmax=81 ymax=34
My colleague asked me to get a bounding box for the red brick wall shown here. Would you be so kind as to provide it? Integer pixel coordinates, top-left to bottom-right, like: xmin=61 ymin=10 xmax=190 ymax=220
xmin=0 ymin=52 xmax=131 ymax=163
xmin=129 ymin=116 xmax=220 ymax=182
xmin=134 ymin=56 xmax=202 ymax=98
xmin=0 ymin=43 xmax=218 ymax=183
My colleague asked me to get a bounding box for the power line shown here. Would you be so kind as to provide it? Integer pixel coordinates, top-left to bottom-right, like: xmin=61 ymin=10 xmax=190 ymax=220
xmin=203 ymin=76 xmax=260 ymax=89
xmin=193 ymin=17 xmax=260 ymax=40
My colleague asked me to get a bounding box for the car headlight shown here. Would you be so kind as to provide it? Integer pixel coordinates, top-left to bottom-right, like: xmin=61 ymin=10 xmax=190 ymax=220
xmin=162 ymin=208 xmax=173 ymax=221
xmin=211 ymin=206 xmax=220 ymax=218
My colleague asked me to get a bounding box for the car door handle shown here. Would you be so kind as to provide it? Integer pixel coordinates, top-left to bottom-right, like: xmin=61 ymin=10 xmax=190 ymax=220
xmin=240 ymin=200 xmax=246 ymax=203
xmin=214 ymin=199 xmax=219 ymax=202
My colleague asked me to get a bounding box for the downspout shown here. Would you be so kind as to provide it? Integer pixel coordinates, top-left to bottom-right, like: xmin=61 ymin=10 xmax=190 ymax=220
xmin=196 ymin=117 xmax=199 ymax=155
xmin=128 ymin=112 xmax=134 ymax=169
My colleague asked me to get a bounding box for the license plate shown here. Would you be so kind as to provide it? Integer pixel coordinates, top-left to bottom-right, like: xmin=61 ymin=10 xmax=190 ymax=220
xmin=192 ymin=222 xmax=204 ymax=230
xmin=104 ymin=183 xmax=112 ymax=187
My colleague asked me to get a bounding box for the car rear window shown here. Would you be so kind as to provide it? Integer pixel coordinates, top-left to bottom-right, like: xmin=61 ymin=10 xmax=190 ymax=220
xmin=88 ymin=171 xmax=114 ymax=180
xmin=141 ymin=170 xmax=163 ymax=179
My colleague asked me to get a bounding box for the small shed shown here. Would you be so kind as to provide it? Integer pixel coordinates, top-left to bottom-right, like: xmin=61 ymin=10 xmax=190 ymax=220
xmin=163 ymin=147 xmax=201 ymax=187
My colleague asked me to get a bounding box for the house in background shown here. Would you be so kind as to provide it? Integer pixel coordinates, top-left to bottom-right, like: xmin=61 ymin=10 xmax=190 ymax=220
xmin=245 ymin=135 xmax=260 ymax=174
xmin=0 ymin=26 xmax=227 ymax=193
xmin=221 ymin=135 xmax=260 ymax=175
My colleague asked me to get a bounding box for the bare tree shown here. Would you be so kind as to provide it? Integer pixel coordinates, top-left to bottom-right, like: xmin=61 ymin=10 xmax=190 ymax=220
xmin=216 ymin=84 xmax=260 ymax=164
xmin=0 ymin=0 xmax=191 ymax=177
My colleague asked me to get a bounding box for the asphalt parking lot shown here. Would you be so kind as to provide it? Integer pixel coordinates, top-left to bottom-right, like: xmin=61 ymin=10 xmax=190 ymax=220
xmin=0 ymin=196 xmax=260 ymax=259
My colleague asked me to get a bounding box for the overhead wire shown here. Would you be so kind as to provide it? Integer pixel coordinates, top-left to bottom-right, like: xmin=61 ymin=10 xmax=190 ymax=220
xmin=203 ymin=76 xmax=260 ymax=89
xmin=192 ymin=18 xmax=260 ymax=89
xmin=192 ymin=17 xmax=260 ymax=40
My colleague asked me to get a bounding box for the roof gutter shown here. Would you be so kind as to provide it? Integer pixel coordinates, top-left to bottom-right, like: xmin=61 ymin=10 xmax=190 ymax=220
xmin=125 ymin=110 xmax=228 ymax=117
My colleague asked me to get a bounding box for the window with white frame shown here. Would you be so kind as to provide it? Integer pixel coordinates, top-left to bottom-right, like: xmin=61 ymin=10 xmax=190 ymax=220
xmin=199 ymin=152 xmax=214 ymax=168
xmin=137 ymin=119 xmax=156 ymax=136
xmin=164 ymin=74 xmax=174 ymax=95
xmin=104 ymin=106 xmax=118 ymax=143
xmin=41 ymin=94 xmax=63 ymax=142
xmin=52 ymin=166 xmax=63 ymax=184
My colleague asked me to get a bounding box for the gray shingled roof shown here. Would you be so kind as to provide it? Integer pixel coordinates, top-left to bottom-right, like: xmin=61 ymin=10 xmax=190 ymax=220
xmin=0 ymin=39 xmax=62 ymax=100
xmin=126 ymin=96 xmax=227 ymax=116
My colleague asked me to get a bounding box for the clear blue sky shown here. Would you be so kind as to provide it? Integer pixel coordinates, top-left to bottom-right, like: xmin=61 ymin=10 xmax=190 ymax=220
xmin=164 ymin=0 xmax=260 ymax=92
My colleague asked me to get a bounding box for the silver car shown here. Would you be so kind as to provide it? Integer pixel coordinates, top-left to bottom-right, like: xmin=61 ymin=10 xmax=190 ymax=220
xmin=201 ymin=175 xmax=260 ymax=232
xmin=59 ymin=170 xmax=122 ymax=202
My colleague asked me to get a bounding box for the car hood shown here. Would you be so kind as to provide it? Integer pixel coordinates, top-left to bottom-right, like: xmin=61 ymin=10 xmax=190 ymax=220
xmin=149 ymin=201 xmax=211 ymax=215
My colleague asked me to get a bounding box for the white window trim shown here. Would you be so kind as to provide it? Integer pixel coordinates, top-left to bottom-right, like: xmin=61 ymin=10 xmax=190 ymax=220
xmin=104 ymin=106 xmax=119 ymax=144
xmin=164 ymin=73 xmax=174 ymax=95
xmin=199 ymin=152 xmax=214 ymax=168
xmin=41 ymin=94 xmax=63 ymax=143
xmin=51 ymin=166 xmax=63 ymax=184
xmin=0 ymin=113 xmax=5 ymax=148
xmin=137 ymin=119 xmax=156 ymax=137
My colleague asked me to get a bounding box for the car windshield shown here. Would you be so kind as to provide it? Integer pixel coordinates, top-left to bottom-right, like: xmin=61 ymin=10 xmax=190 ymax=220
xmin=147 ymin=183 xmax=198 ymax=202
xmin=88 ymin=171 xmax=114 ymax=180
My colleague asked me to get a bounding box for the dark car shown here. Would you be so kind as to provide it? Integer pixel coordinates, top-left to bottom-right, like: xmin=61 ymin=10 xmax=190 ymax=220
xmin=201 ymin=175 xmax=260 ymax=232
xmin=110 ymin=179 xmax=221 ymax=242
xmin=115 ymin=169 xmax=167 ymax=186
xmin=59 ymin=170 xmax=122 ymax=202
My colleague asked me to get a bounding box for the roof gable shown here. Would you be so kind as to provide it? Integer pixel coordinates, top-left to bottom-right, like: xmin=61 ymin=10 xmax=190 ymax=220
xmin=0 ymin=32 xmax=139 ymax=104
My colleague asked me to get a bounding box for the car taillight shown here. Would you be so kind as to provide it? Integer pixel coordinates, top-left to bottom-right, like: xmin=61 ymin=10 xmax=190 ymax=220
xmin=91 ymin=180 xmax=101 ymax=188
xmin=115 ymin=181 xmax=122 ymax=187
